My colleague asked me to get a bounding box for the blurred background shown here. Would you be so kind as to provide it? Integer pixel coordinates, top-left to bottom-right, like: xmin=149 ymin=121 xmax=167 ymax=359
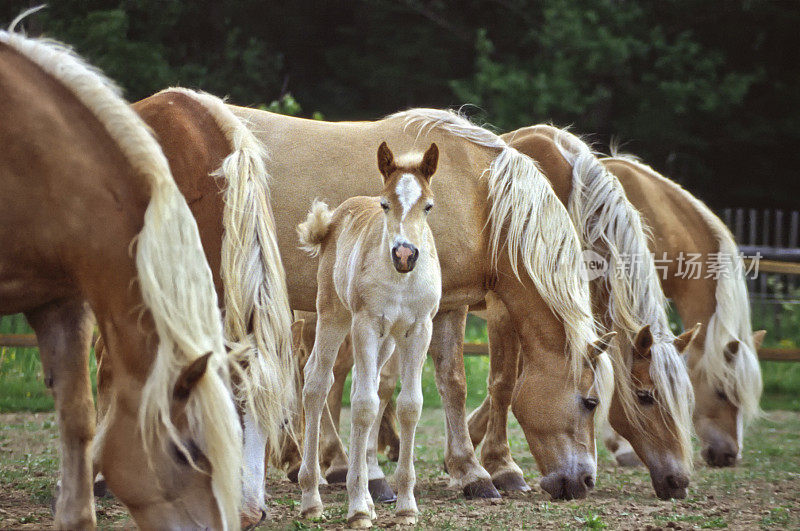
xmin=1 ymin=1 xmax=799 ymax=412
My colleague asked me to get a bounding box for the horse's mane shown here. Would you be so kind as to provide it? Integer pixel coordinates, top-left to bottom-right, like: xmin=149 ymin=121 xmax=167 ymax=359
xmin=607 ymin=152 xmax=762 ymax=424
xmin=1 ymin=19 xmax=240 ymax=528
xmin=387 ymin=108 xmax=614 ymax=414
xmin=157 ymin=88 xmax=297 ymax=462
xmin=537 ymin=126 xmax=693 ymax=467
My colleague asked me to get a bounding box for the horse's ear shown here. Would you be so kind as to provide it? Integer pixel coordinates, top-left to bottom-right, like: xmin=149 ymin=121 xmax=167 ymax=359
xmin=174 ymin=352 xmax=212 ymax=401
xmin=723 ymin=340 xmax=740 ymax=364
xmin=377 ymin=141 xmax=395 ymax=180
xmin=291 ymin=319 xmax=305 ymax=351
xmin=420 ymin=143 xmax=439 ymax=181
xmin=589 ymin=331 xmax=616 ymax=361
xmin=673 ymin=322 xmax=702 ymax=353
xmin=633 ymin=325 xmax=653 ymax=360
xmin=753 ymin=329 xmax=767 ymax=350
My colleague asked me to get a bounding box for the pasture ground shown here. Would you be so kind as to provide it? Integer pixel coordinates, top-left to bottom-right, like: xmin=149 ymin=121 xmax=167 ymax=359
xmin=1 ymin=408 xmax=798 ymax=530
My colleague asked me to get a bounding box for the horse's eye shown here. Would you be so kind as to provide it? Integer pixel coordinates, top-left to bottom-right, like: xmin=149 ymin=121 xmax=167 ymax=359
xmin=715 ymin=388 xmax=728 ymax=401
xmin=582 ymin=397 xmax=599 ymax=411
xmin=636 ymin=389 xmax=656 ymax=405
xmin=380 ymin=201 xmax=390 ymax=212
xmin=424 ymin=203 xmax=433 ymax=213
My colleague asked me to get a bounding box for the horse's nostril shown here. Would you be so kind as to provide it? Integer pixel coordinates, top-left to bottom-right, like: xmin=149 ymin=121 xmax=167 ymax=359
xmin=667 ymin=474 xmax=689 ymax=489
xmin=723 ymin=453 xmax=737 ymax=466
xmin=582 ymin=474 xmax=595 ymax=489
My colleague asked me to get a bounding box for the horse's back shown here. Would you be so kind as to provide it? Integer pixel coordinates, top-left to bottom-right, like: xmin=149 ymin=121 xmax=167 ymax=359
xmin=501 ymin=128 xmax=575 ymax=204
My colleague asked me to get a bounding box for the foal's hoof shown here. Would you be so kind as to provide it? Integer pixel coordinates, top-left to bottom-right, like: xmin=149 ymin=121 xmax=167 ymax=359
xmin=615 ymin=451 xmax=643 ymax=467
xmin=395 ymin=512 xmax=418 ymax=526
xmin=347 ymin=513 xmax=373 ymax=529
xmin=301 ymin=505 xmax=324 ymax=519
xmin=240 ymin=509 xmax=266 ymax=530
xmin=492 ymin=470 xmax=531 ymax=492
xmin=287 ymin=465 xmax=301 ymax=483
xmin=368 ymin=478 xmax=397 ymax=503
xmin=463 ymin=478 xmax=501 ymax=499
xmin=325 ymin=466 xmax=348 ymax=484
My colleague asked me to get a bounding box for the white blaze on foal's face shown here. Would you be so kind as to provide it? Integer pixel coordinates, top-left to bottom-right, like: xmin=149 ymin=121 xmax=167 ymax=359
xmin=376 ymin=141 xmax=438 ymax=273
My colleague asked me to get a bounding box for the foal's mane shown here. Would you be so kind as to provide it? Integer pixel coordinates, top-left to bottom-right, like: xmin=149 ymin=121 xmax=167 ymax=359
xmin=1 ymin=18 xmax=240 ymax=528
xmin=388 ymin=109 xmax=613 ymax=411
xmin=539 ymin=126 xmax=693 ymax=467
xmin=608 ymin=153 xmax=762 ymax=422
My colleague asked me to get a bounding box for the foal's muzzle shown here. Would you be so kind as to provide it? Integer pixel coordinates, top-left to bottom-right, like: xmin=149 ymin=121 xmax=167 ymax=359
xmin=392 ymin=243 xmax=419 ymax=273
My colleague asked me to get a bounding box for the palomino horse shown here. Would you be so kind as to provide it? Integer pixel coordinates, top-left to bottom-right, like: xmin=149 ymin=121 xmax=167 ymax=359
xmin=136 ymin=96 xmax=614 ymax=500
xmin=310 ymin=125 xmax=698 ymax=499
xmin=0 ymin=26 xmax=241 ymax=529
xmin=297 ymin=142 xmax=442 ymax=527
xmin=95 ymin=88 xmax=296 ymax=526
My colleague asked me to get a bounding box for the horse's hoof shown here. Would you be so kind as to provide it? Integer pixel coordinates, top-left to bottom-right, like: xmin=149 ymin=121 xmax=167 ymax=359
xmin=93 ymin=476 xmax=111 ymax=498
xmin=241 ymin=509 xmax=266 ymax=530
xmin=463 ymin=478 xmax=501 ymax=499
xmin=442 ymin=460 xmax=448 ymax=474
xmin=347 ymin=514 xmax=373 ymax=529
xmin=615 ymin=451 xmax=643 ymax=467
xmin=492 ymin=470 xmax=531 ymax=492
xmin=325 ymin=466 xmax=348 ymax=484
xmin=368 ymin=478 xmax=397 ymax=503
xmin=386 ymin=446 xmax=400 ymax=463
xmin=395 ymin=512 xmax=417 ymax=526
xmin=301 ymin=505 xmax=324 ymax=519
xmin=287 ymin=465 xmax=300 ymax=483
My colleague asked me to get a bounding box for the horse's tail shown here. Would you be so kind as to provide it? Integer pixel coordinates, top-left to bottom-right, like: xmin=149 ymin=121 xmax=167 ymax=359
xmin=0 ymin=24 xmax=241 ymax=528
xmin=155 ymin=88 xmax=297 ymax=457
xmin=298 ymin=200 xmax=334 ymax=257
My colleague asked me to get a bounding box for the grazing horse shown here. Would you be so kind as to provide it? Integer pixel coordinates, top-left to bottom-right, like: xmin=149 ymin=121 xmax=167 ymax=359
xmin=137 ymin=96 xmax=614 ymax=500
xmin=0 ymin=26 xmax=241 ymax=529
xmin=95 ymin=88 xmax=296 ymax=527
xmin=297 ymin=142 xmax=442 ymax=527
xmin=313 ymin=124 xmax=698 ymax=499
xmin=600 ymin=155 xmax=763 ymax=467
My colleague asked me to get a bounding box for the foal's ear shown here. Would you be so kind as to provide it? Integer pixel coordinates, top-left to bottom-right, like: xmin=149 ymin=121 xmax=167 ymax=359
xmin=673 ymin=322 xmax=702 ymax=353
xmin=420 ymin=143 xmax=439 ymax=181
xmin=633 ymin=325 xmax=654 ymax=360
xmin=174 ymin=352 xmax=212 ymax=401
xmin=377 ymin=141 xmax=396 ymax=180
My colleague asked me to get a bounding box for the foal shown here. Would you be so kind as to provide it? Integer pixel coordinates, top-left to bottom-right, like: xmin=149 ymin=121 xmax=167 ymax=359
xmin=297 ymin=142 xmax=441 ymax=527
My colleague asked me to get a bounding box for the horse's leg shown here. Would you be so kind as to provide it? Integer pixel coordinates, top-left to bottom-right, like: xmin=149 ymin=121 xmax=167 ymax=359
xmin=241 ymin=411 xmax=268 ymax=525
xmin=321 ymin=337 xmax=353 ymax=483
xmin=467 ymin=395 xmax=491 ymax=448
xmin=478 ymin=296 xmax=530 ymax=491
xmin=346 ymin=314 xmax=385 ymax=527
xmin=366 ymin=351 xmax=398 ymax=503
xmin=393 ymin=318 xmax=432 ymax=526
xmin=299 ymin=314 xmax=348 ymax=519
xmin=429 ymin=307 xmax=499 ymax=499
xmin=378 ymin=397 xmax=400 ymax=462
xmin=91 ymin=336 xmax=111 ymax=498
xmin=26 ymin=298 xmax=96 ymax=529
xmin=602 ymin=423 xmax=643 ymax=467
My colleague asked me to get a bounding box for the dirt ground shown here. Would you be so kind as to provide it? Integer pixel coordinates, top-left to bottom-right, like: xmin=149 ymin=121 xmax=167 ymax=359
xmin=1 ymin=409 xmax=798 ymax=530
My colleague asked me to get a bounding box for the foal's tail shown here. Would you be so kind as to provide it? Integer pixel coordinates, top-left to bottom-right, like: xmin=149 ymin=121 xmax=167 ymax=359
xmin=298 ymin=200 xmax=334 ymax=257
xmin=156 ymin=88 xmax=297 ymax=458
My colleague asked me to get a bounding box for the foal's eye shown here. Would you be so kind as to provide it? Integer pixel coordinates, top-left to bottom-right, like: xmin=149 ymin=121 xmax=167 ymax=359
xmin=424 ymin=203 xmax=433 ymax=213
xmin=636 ymin=389 xmax=656 ymax=405
xmin=582 ymin=397 xmax=599 ymax=412
xmin=380 ymin=200 xmax=390 ymax=212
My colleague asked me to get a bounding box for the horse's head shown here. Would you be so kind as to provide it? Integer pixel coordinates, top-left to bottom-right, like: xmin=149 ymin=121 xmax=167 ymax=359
xmin=515 ymin=329 xmax=615 ymax=501
xmin=377 ymin=141 xmax=438 ymax=273
xmin=688 ymin=328 xmax=765 ymax=467
xmin=607 ymin=325 xmax=698 ymax=499
xmin=97 ymin=352 xmax=236 ymax=529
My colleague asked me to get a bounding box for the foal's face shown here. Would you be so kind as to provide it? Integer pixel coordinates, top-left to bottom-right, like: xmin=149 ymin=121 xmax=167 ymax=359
xmin=377 ymin=142 xmax=438 ymax=273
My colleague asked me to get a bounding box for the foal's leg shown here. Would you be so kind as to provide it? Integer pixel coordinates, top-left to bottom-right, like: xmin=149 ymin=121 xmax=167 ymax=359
xmin=429 ymin=307 xmax=499 ymax=499
xmin=346 ymin=314 xmax=386 ymax=527
xmin=477 ymin=296 xmax=529 ymax=491
xmin=299 ymin=313 xmax=349 ymax=518
xmin=26 ymin=299 xmax=96 ymax=529
xmin=394 ymin=319 xmax=432 ymax=525
xmin=366 ymin=349 xmax=398 ymax=503
xmin=321 ymin=337 xmax=353 ymax=483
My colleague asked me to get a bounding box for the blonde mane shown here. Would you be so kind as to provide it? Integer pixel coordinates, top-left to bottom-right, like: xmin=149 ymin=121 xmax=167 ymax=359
xmin=157 ymin=88 xmax=297 ymax=460
xmin=539 ymin=126 xmax=694 ymax=467
xmin=608 ymin=152 xmax=762 ymax=422
xmin=1 ymin=24 xmax=240 ymax=528
xmin=388 ymin=109 xmax=613 ymax=410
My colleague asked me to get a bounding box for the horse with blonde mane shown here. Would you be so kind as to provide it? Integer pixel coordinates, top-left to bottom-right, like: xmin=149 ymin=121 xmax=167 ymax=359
xmin=297 ymin=142 xmax=442 ymax=527
xmin=93 ymin=87 xmax=296 ymax=527
xmin=134 ymin=98 xmax=614 ymax=500
xmin=0 ymin=22 xmax=241 ymax=529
